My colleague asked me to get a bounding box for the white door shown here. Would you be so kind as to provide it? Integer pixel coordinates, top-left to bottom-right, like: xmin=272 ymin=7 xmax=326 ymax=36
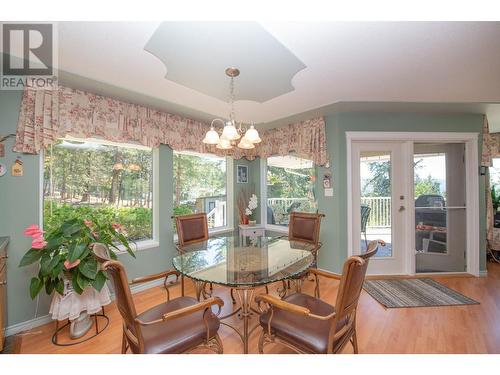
xmin=351 ymin=141 xmax=407 ymax=275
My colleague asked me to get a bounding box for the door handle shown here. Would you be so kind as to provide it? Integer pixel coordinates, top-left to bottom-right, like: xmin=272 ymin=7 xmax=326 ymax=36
xmin=399 ymin=206 xmax=405 ymax=212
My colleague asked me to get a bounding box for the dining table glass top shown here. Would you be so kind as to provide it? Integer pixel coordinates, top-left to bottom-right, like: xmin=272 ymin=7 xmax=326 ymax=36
xmin=172 ymin=235 xmax=316 ymax=287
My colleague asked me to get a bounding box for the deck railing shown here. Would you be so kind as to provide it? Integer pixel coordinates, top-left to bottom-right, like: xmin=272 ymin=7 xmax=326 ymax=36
xmin=361 ymin=196 xmax=391 ymax=228
xmin=207 ymin=201 xmax=226 ymax=228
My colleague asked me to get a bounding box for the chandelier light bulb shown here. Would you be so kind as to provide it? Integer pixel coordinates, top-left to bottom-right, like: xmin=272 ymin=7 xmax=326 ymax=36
xmin=216 ymin=136 xmax=233 ymax=150
xmin=202 ymin=126 xmax=220 ymax=144
xmin=237 ymin=136 xmax=255 ymax=149
xmin=244 ymin=125 xmax=261 ymax=144
xmin=222 ymin=122 xmax=240 ymax=141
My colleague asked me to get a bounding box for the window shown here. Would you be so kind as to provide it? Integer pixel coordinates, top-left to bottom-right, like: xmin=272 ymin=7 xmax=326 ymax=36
xmin=265 ymin=155 xmax=316 ymax=227
xmin=43 ymin=139 xmax=154 ymax=242
xmin=173 ymin=151 xmax=230 ymax=229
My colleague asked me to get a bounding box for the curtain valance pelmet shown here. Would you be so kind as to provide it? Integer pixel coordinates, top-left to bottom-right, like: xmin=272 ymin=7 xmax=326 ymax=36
xmin=14 ymin=86 xmax=328 ymax=165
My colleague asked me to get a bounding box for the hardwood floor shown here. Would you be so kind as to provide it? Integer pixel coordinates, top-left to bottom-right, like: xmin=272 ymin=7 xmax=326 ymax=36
xmin=18 ymin=262 xmax=500 ymax=354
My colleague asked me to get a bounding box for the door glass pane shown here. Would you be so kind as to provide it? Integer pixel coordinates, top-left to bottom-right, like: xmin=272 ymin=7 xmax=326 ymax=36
xmin=414 ymin=143 xmax=466 ymax=272
xmin=360 ymin=151 xmax=392 ymax=257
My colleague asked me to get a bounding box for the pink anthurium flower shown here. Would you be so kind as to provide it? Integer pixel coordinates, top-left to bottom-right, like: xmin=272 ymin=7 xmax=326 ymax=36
xmin=84 ymin=219 xmax=94 ymax=228
xmin=31 ymin=238 xmax=47 ymax=249
xmin=24 ymin=224 xmax=41 ymax=237
xmin=64 ymin=259 xmax=81 ymax=270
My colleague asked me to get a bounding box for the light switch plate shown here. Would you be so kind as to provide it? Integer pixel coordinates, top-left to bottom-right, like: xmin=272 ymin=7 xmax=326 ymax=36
xmin=324 ymin=188 xmax=333 ymax=197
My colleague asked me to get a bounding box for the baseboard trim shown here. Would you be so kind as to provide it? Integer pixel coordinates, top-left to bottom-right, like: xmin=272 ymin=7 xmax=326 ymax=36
xmin=5 ymin=314 xmax=53 ymax=338
xmin=5 ymin=278 xmax=167 ymax=337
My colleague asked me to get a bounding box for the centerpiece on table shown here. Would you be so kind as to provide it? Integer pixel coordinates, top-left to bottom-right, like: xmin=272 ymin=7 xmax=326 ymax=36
xmin=19 ymin=217 xmax=135 ymax=339
xmin=238 ymin=190 xmax=258 ymax=225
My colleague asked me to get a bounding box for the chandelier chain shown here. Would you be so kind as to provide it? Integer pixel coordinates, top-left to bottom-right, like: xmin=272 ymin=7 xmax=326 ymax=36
xmin=229 ymin=76 xmax=235 ymax=123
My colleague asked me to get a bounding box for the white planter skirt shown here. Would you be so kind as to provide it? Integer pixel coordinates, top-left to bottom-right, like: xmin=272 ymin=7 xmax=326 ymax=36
xmin=49 ymin=278 xmax=111 ymax=321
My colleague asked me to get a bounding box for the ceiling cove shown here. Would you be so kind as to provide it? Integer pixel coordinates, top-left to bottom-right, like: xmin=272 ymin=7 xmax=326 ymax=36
xmin=144 ymin=21 xmax=306 ymax=103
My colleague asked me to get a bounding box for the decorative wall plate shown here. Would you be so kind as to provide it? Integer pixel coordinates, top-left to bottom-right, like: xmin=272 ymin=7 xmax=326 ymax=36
xmin=0 ymin=163 xmax=6 ymax=177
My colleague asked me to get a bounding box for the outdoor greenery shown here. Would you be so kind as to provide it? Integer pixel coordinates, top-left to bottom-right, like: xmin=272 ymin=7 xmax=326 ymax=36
xmin=19 ymin=217 xmax=134 ymax=299
xmin=492 ymin=185 xmax=500 ymax=212
xmin=173 ymin=152 xmax=227 ymax=228
xmin=43 ymin=140 xmax=153 ymax=240
xmin=173 ymin=152 xmax=226 ymax=207
xmin=44 ymin=201 xmax=152 ymax=242
xmin=362 ymin=159 xmax=442 ymax=198
xmin=266 ymin=158 xmax=317 ymax=224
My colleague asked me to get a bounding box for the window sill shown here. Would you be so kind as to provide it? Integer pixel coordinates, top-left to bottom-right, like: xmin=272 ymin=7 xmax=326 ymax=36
xmin=116 ymin=239 xmax=159 ymax=254
xmin=264 ymin=224 xmax=289 ymax=234
xmin=173 ymin=227 xmax=234 ymax=243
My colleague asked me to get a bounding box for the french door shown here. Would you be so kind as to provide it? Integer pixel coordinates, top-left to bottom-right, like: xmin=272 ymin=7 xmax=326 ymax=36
xmin=351 ymin=141 xmax=408 ymax=275
xmin=348 ymin=133 xmax=479 ymax=276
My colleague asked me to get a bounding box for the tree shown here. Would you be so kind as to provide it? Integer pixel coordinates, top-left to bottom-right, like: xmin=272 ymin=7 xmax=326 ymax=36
xmin=362 ymin=162 xmax=391 ymax=197
xmin=414 ymin=175 xmax=441 ymax=197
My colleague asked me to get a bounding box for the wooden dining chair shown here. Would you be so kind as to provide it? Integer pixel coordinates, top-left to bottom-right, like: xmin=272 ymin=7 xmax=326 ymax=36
xmin=282 ymin=212 xmax=325 ymax=297
xmin=93 ymin=243 xmax=224 ymax=354
xmin=288 ymin=211 xmax=325 ymax=266
xmin=255 ymin=240 xmax=379 ymax=354
xmin=174 ymin=213 xmax=209 ymax=247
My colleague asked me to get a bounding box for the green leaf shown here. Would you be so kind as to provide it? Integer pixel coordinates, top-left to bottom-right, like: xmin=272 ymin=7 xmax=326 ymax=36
xmin=19 ymin=249 xmax=43 ymax=267
xmin=76 ymin=271 xmax=89 ymax=291
xmin=40 ymin=254 xmax=60 ymax=275
xmin=29 ymin=277 xmax=43 ymax=299
xmin=68 ymin=243 xmax=87 ymax=263
xmin=44 ymin=236 xmax=63 ymax=251
xmin=71 ymin=274 xmax=83 ymax=295
xmin=55 ymin=278 xmax=65 ymax=295
xmin=61 ymin=221 xmax=81 ymax=236
xmin=51 ymin=262 xmax=64 ymax=278
xmin=90 ymin=271 xmax=107 ymax=292
xmin=45 ymin=279 xmax=55 ymax=295
xmin=78 ymin=257 xmax=98 ymax=280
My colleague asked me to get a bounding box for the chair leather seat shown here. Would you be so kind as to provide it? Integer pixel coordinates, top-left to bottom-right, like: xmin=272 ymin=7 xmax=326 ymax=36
xmin=137 ymin=296 xmax=220 ymax=354
xmin=259 ymin=293 xmax=349 ymax=354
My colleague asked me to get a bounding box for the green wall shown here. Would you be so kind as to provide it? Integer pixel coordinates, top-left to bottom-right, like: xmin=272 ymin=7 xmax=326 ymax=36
xmin=233 ymin=158 xmax=261 ymax=228
xmin=315 ymin=112 xmax=486 ymax=273
xmin=0 ymin=91 xmax=180 ymax=327
xmin=0 ymin=90 xmax=486 ymax=329
xmin=0 ymin=90 xmax=263 ymax=328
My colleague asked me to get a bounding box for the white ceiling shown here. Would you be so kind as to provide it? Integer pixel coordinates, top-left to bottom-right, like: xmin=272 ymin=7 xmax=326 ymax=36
xmin=17 ymin=22 xmax=500 ymax=128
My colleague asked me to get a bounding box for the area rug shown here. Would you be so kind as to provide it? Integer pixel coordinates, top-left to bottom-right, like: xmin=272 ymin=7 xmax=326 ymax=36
xmin=363 ymin=278 xmax=479 ymax=308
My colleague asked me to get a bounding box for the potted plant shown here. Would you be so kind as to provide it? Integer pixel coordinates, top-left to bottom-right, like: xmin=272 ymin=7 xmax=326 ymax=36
xmin=19 ymin=217 xmax=134 ymax=299
xmin=237 ymin=190 xmax=258 ymax=226
xmin=19 ymin=217 xmax=135 ymax=339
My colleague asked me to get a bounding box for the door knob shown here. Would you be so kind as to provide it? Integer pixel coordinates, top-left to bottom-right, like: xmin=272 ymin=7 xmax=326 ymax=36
xmin=399 ymin=206 xmax=405 ymax=212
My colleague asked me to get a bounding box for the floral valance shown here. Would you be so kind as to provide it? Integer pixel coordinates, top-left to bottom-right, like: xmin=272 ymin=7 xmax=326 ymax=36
xmin=481 ymin=115 xmax=500 ymax=167
xmin=14 ymin=86 xmax=328 ymax=166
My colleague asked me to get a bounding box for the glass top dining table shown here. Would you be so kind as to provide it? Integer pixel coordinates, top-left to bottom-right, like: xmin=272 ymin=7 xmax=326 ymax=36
xmin=172 ymin=234 xmax=316 ymax=288
xmin=172 ymin=233 xmax=316 ymax=353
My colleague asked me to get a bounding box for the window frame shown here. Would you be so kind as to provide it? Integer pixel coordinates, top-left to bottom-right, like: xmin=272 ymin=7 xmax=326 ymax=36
xmin=40 ymin=136 xmax=159 ymax=252
xmin=172 ymin=150 xmax=234 ymax=241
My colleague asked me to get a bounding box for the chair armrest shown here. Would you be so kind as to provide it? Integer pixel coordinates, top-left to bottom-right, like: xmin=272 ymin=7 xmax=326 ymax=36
xmin=130 ymin=269 xmax=180 ymax=285
xmin=162 ymin=296 xmax=224 ymax=321
xmin=307 ymin=268 xmax=341 ymax=280
xmin=255 ymin=294 xmax=310 ymax=316
xmin=135 ymin=297 xmax=224 ymax=326
xmin=255 ymin=294 xmax=336 ymax=321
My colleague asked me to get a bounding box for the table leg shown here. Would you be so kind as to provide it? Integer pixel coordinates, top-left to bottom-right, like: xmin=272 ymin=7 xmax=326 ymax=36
xmin=236 ymin=288 xmax=254 ymax=354
xmin=195 ymin=281 xmax=204 ymax=301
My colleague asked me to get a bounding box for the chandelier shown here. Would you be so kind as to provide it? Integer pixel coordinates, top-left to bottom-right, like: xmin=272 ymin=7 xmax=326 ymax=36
xmin=202 ymin=67 xmax=261 ymax=150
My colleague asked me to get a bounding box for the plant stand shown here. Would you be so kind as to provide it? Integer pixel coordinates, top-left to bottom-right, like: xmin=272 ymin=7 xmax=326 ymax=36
xmin=49 ymin=277 xmax=111 ymax=346
xmin=52 ymin=307 xmax=109 ymax=346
